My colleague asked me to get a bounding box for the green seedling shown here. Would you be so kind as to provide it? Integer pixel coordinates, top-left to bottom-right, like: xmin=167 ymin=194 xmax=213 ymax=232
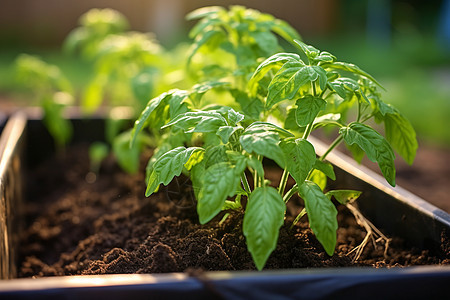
xmin=186 ymin=5 xmax=300 ymax=87
xmin=15 ymin=54 xmax=73 ymax=148
xmin=65 ymin=8 xmax=165 ymax=113
xmin=132 ymin=37 xmax=417 ymax=270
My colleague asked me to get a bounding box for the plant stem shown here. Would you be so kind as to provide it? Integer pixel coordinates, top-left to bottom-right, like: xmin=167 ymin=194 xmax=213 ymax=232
xmin=319 ymin=135 xmax=344 ymax=161
xmin=283 ymin=184 xmax=298 ymax=203
xmin=312 ymin=81 xmax=317 ymax=96
xmin=360 ymin=113 xmax=374 ymax=124
xmin=278 ymin=169 xmax=289 ymax=195
xmin=356 ymin=99 xmax=362 ymax=123
xmin=302 ymin=122 xmax=314 ymax=139
xmin=290 ymin=208 xmax=306 ymax=229
xmin=241 ymin=173 xmax=251 ymax=194
xmin=318 ymin=86 xmax=328 ymax=98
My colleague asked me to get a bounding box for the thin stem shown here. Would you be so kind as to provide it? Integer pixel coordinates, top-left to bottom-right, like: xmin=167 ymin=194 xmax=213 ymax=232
xmin=241 ymin=173 xmax=251 ymax=194
xmin=319 ymin=135 xmax=344 ymax=161
xmin=318 ymin=86 xmax=328 ymax=98
xmin=290 ymin=208 xmax=307 ymax=229
xmin=312 ymin=81 xmax=317 ymax=96
xmin=356 ymin=98 xmax=362 ymax=123
xmin=360 ymin=113 xmax=374 ymax=124
xmin=278 ymin=169 xmax=289 ymax=195
xmin=283 ymin=184 xmax=298 ymax=203
xmin=302 ymin=122 xmax=314 ymax=140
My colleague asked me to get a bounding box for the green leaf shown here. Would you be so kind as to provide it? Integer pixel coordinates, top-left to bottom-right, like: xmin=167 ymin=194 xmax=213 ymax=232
xmin=250 ymin=31 xmax=279 ymax=56
xmin=284 ymin=106 xmax=300 ymax=130
xmin=231 ymin=89 xmax=264 ymax=120
xmin=243 ymin=186 xmax=286 ymax=270
xmin=328 ymin=77 xmax=360 ymax=101
xmin=346 ymin=143 xmax=365 ymax=164
xmin=184 ymin=149 xmax=206 ymax=171
xmin=279 ymin=138 xmax=316 ymax=184
xmin=298 ymin=181 xmax=338 ymax=256
xmin=312 ymin=66 xmax=328 ymax=90
xmin=309 ymin=169 xmax=327 ymax=191
xmin=42 ymin=98 xmax=73 ymax=147
xmin=189 ymin=81 xmax=230 ymax=105
xmin=313 ymin=113 xmax=342 ymax=129
xmin=267 ymin=61 xmax=320 ymax=109
xmin=167 ymin=90 xmax=190 ymax=119
xmin=89 ymin=142 xmax=109 ymax=172
xmin=295 ymin=95 xmax=327 ymax=127
xmin=246 ymin=156 xmax=265 ymax=178
xmin=293 ymin=39 xmax=319 ymax=61
xmin=131 ymin=67 xmax=156 ymax=108
xmin=112 ymin=131 xmax=141 ymax=174
xmin=162 ymin=111 xmax=228 ymax=133
xmin=190 ymin=160 xmax=205 ymax=199
xmin=312 ymin=51 xmax=336 ymax=64
xmin=131 ymin=90 xmax=185 ymax=147
xmin=216 ymin=125 xmax=243 ymax=143
xmin=146 ymin=147 xmax=205 ymax=196
xmin=226 ymin=107 xmax=245 ymax=126
xmin=313 ymin=160 xmax=336 ymax=180
xmin=82 ymin=75 xmax=106 ymax=113
xmin=384 ymin=110 xmax=418 ymax=165
xmin=326 ymin=190 xmax=362 ymax=205
xmin=321 ymin=61 xmax=383 ymax=88
xmin=239 ymin=122 xmax=293 ymax=168
xmin=248 ymin=53 xmax=300 ymax=95
xmin=340 ymin=122 xmax=396 ymax=186
xmin=188 ymin=29 xmax=225 ymax=64
xmin=197 ymin=162 xmax=242 ymax=224
xmin=204 ymin=144 xmax=228 ymax=168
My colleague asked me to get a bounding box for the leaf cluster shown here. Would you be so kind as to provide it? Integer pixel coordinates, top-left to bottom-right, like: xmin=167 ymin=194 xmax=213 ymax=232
xmin=132 ymin=27 xmax=418 ymax=270
xmin=186 ymin=5 xmax=300 ymax=82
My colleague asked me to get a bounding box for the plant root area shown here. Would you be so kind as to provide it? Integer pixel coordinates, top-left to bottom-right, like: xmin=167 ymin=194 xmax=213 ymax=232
xmin=19 ymin=145 xmax=449 ymax=277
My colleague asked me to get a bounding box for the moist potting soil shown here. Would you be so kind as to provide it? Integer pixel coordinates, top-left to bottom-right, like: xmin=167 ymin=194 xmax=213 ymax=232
xmin=18 ymin=144 xmax=450 ymax=277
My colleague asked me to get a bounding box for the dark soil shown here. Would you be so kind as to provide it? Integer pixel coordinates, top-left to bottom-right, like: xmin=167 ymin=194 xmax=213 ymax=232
xmin=18 ymin=144 xmax=449 ymax=277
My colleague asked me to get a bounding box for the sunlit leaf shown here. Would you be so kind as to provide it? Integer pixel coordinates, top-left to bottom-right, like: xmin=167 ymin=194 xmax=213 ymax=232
xmin=340 ymin=122 xmax=396 ymax=186
xmin=197 ymin=162 xmax=242 ymax=224
xmin=384 ymin=109 xmax=418 ymax=165
xmin=162 ymin=111 xmax=228 ymax=133
xmin=146 ymin=147 xmax=205 ymax=196
xmin=279 ymin=138 xmax=316 ymax=185
xmin=295 ymin=95 xmax=327 ymax=127
xmin=322 ymin=61 xmax=383 ymax=88
xmin=313 ymin=160 xmax=336 ymax=180
xmin=248 ymin=53 xmax=300 ymax=95
xmin=243 ymin=186 xmax=285 ymax=270
xmin=298 ymin=181 xmax=338 ymax=256
xmin=326 ymin=190 xmax=362 ymax=205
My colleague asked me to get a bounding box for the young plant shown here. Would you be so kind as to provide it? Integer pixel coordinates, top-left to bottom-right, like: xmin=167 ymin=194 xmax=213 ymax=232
xmin=64 ymin=8 xmax=165 ymax=113
xmin=64 ymin=8 xmax=168 ymax=174
xmin=132 ymin=38 xmax=418 ymax=270
xmin=15 ymin=54 xmax=74 ymax=148
xmin=186 ymin=5 xmax=300 ymax=87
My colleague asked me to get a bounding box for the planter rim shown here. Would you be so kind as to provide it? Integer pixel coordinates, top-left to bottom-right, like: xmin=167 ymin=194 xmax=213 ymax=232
xmin=0 ymin=266 xmax=449 ymax=300
xmin=0 ymin=265 xmax=449 ymax=292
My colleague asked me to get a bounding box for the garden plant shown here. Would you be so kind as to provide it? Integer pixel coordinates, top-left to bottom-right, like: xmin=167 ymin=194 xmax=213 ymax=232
xmin=131 ymin=6 xmax=418 ymax=270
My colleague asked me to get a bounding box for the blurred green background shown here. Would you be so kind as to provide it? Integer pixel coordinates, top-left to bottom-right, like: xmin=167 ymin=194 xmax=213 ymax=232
xmin=1 ymin=0 xmax=449 ymax=146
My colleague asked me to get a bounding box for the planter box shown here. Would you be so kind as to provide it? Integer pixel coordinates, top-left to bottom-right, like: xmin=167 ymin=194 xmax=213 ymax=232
xmin=1 ymin=111 xmax=449 ymax=299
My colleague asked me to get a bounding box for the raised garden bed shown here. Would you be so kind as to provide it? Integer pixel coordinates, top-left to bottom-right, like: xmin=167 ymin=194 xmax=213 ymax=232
xmin=0 ymin=112 xmax=449 ymax=298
